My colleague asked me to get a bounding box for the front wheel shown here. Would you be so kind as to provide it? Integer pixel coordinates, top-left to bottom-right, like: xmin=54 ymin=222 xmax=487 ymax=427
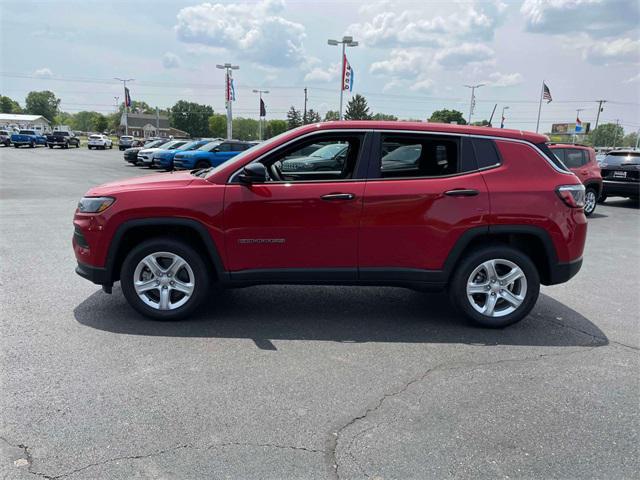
xmin=30 ymin=141 xmax=35 ymax=148
xmin=584 ymin=188 xmax=597 ymax=216
xmin=120 ymin=238 xmax=211 ymax=320
xmin=195 ymin=160 xmax=210 ymax=169
xmin=448 ymin=246 xmax=540 ymax=328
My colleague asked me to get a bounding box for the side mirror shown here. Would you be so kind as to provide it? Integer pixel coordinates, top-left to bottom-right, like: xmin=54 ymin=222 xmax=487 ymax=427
xmin=238 ymin=163 xmax=267 ymax=184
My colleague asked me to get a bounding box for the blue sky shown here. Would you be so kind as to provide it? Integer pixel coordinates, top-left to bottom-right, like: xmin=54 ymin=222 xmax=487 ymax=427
xmin=1 ymin=0 xmax=639 ymax=133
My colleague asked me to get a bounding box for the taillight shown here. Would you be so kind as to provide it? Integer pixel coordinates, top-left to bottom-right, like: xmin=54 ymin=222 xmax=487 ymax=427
xmin=556 ymin=184 xmax=585 ymax=208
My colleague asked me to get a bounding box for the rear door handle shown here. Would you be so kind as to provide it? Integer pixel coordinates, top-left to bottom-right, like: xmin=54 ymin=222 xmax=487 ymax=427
xmin=321 ymin=193 xmax=355 ymax=201
xmin=444 ymin=189 xmax=479 ymax=197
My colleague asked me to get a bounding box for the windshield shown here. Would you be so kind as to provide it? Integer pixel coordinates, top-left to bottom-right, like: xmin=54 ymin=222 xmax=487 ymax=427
xmin=180 ymin=141 xmax=203 ymax=151
xmin=143 ymin=140 xmax=163 ymax=148
xmin=310 ymin=144 xmax=347 ymax=159
xmin=160 ymin=140 xmax=183 ymax=150
xmin=54 ymin=131 xmax=69 ymax=136
xmin=383 ymin=145 xmax=422 ymax=163
xmin=198 ymin=141 xmax=221 ymax=151
xmin=19 ymin=130 xmax=35 ymax=135
xmin=603 ymin=151 xmax=640 ymax=165
xmin=120 ymin=136 xmax=133 ymax=140
xmin=89 ymin=135 xmax=101 ymax=139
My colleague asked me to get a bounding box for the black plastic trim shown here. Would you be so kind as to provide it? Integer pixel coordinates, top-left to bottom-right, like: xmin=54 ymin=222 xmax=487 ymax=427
xmin=75 ymin=261 xmax=109 ymax=285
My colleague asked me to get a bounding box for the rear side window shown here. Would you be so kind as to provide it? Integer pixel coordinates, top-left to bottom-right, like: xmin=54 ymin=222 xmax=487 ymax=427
xmin=472 ymin=138 xmax=501 ymax=169
xmin=537 ymin=143 xmax=571 ymax=172
xmin=379 ymin=134 xmax=462 ymax=178
xmin=552 ymin=148 xmax=565 ymax=162
xmin=231 ymin=143 xmax=247 ymax=152
xmin=217 ymin=143 xmax=232 ymax=152
xmin=564 ymin=149 xmax=585 ymax=168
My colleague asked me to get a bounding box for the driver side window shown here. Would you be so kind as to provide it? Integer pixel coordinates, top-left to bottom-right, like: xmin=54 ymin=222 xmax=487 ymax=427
xmin=260 ymin=134 xmax=364 ymax=182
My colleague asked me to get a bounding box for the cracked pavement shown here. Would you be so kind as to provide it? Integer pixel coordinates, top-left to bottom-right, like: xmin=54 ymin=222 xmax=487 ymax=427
xmin=1 ymin=147 xmax=639 ymax=479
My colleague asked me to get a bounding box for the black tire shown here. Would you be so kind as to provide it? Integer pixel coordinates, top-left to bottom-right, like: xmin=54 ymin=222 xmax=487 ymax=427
xmin=64 ymin=143 xmax=69 ymax=149
xmin=30 ymin=141 xmax=35 ymax=148
xmin=14 ymin=144 xmax=19 ymax=148
xmin=48 ymin=144 xmax=53 ymax=149
xmin=88 ymin=146 xmax=92 ymax=150
xmin=597 ymin=194 xmax=607 ymax=204
xmin=448 ymin=246 xmax=540 ymax=328
xmin=120 ymin=237 xmax=211 ymax=321
xmin=584 ymin=187 xmax=597 ymax=217
xmin=195 ymin=160 xmax=210 ymax=169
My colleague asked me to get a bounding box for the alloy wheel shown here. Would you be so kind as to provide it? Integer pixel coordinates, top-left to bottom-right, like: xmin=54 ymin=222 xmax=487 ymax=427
xmin=584 ymin=190 xmax=597 ymax=215
xmin=133 ymin=252 xmax=195 ymax=311
xmin=466 ymin=259 xmax=527 ymax=318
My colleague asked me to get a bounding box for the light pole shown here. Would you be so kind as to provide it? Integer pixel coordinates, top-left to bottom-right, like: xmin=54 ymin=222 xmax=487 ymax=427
xmin=328 ymin=36 xmax=358 ymax=120
xmin=252 ymin=89 xmax=269 ymax=140
xmin=216 ymin=63 xmax=239 ymax=140
xmin=114 ymin=78 xmax=134 ymax=135
xmin=464 ymin=84 xmax=484 ymax=124
xmin=501 ymin=106 xmax=509 ymax=128
xmin=114 ymin=96 xmax=119 ymax=114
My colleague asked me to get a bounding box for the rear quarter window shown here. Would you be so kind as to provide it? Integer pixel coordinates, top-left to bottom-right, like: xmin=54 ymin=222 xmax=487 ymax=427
xmin=472 ymin=138 xmax=501 ymax=169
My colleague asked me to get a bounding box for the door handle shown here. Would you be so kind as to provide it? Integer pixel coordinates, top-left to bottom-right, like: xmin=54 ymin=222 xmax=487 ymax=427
xmin=321 ymin=193 xmax=355 ymax=201
xmin=444 ymin=189 xmax=479 ymax=197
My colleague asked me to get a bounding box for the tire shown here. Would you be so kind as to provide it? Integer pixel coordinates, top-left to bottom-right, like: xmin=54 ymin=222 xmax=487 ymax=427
xmin=584 ymin=187 xmax=597 ymax=217
xmin=48 ymin=144 xmax=53 ymax=149
xmin=14 ymin=144 xmax=19 ymax=148
xmin=64 ymin=143 xmax=69 ymax=149
xmin=120 ymin=237 xmax=211 ymax=321
xmin=109 ymin=144 xmax=113 ymax=149
xmin=448 ymin=246 xmax=540 ymax=328
xmin=597 ymin=194 xmax=607 ymax=204
xmin=195 ymin=160 xmax=210 ymax=169
xmin=30 ymin=141 xmax=35 ymax=148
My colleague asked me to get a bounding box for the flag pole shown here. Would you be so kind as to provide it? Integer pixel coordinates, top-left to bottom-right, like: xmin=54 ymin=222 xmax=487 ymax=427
xmin=535 ymin=81 xmax=544 ymax=133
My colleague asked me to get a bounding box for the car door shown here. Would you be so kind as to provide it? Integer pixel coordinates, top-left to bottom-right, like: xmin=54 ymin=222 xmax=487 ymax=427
xmin=223 ymin=131 xmax=371 ymax=280
xmin=211 ymin=142 xmax=236 ymax=166
xmin=359 ymin=132 xmax=490 ymax=281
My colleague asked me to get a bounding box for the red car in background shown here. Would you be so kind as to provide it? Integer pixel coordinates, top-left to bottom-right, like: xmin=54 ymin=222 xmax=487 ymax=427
xmin=549 ymin=144 xmax=602 ymax=216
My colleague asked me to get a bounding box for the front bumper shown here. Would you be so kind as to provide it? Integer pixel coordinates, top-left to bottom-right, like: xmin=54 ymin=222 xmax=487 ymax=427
xmin=602 ymin=180 xmax=640 ymax=198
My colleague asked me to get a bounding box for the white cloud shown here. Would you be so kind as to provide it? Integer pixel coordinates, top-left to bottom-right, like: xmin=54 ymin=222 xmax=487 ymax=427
xmin=583 ymin=37 xmax=640 ymax=65
xmin=370 ymin=49 xmax=428 ymax=76
xmin=521 ymin=0 xmax=639 ymax=38
xmin=483 ymin=71 xmax=524 ymax=87
xmin=162 ymin=52 xmax=181 ymax=69
xmin=175 ymin=0 xmax=306 ymax=68
xmin=433 ymin=44 xmax=495 ymax=68
xmin=304 ymin=65 xmax=339 ymax=83
xmin=623 ymin=72 xmax=640 ymax=83
xmin=410 ymin=78 xmax=434 ymax=92
xmin=33 ymin=68 xmax=53 ymax=78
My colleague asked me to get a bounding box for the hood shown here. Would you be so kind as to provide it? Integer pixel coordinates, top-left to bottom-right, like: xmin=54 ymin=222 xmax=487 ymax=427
xmin=139 ymin=148 xmax=162 ymax=155
xmin=86 ymin=171 xmax=196 ymax=196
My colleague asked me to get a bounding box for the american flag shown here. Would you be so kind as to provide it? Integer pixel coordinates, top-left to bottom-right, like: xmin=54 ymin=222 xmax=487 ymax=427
xmin=542 ymin=82 xmax=552 ymax=103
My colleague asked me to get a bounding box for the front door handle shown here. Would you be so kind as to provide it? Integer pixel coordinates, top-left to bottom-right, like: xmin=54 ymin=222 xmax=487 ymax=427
xmin=444 ymin=189 xmax=479 ymax=197
xmin=321 ymin=193 xmax=355 ymax=201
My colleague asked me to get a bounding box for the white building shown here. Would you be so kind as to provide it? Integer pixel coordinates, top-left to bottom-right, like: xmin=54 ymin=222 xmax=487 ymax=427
xmin=0 ymin=113 xmax=51 ymax=134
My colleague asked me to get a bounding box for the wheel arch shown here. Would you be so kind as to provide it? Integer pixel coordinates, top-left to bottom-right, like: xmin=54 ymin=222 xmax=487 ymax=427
xmin=444 ymin=225 xmax=558 ymax=285
xmin=105 ymin=218 xmax=226 ymax=285
xmin=583 ymin=180 xmax=602 ymax=196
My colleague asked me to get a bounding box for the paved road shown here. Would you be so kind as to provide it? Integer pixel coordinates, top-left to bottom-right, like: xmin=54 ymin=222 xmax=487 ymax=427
xmin=1 ymin=146 xmax=638 ymax=479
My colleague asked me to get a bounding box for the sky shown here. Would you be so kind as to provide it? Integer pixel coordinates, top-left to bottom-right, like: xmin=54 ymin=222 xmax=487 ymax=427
xmin=1 ymin=0 xmax=639 ymax=133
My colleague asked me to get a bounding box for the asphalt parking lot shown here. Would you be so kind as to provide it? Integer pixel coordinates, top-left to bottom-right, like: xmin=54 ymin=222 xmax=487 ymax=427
xmin=1 ymin=145 xmax=638 ymax=480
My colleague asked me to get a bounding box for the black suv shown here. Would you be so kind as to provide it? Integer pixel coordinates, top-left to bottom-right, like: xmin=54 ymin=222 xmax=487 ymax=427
xmin=599 ymin=150 xmax=640 ymax=202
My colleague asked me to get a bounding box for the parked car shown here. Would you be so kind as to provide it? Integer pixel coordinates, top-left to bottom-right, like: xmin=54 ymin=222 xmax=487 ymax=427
xmin=73 ymin=121 xmax=586 ymax=328
xmin=10 ymin=129 xmax=47 ymax=148
xmin=280 ymin=143 xmax=348 ymax=172
xmin=118 ymin=136 xmax=135 ymax=151
xmin=173 ymin=140 xmax=253 ymax=170
xmin=137 ymin=140 xmax=190 ymax=167
xmin=123 ymin=139 xmax=170 ymax=164
xmin=597 ymin=149 xmax=640 ymax=202
xmin=88 ymin=134 xmax=113 ymax=150
xmin=46 ymin=131 xmax=80 ymax=149
xmin=153 ymin=139 xmax=217 ymax=170
xmin=548 ymin=144 xmax=602 ymax=216
xmin=0 ymin=129 xmax=12 ymax=146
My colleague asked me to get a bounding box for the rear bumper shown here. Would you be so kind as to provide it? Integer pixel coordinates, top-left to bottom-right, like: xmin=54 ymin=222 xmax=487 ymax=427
xmin=602 ymin=180 xmax=640 ymax=198
xmin=76 ymin=261 xmax=110 ymax=285
xmin=547 ymin=257 xmax=583 ymax=285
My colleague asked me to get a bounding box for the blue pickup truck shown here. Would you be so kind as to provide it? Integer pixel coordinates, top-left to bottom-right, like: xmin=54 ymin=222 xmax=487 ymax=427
xmin=11 ymin=130 xmax=47 ymax=148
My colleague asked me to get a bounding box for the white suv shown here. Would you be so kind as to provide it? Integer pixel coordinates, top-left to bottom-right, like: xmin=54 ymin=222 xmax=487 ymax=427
xmin=88 ymin=134 xmax=113 ymax=150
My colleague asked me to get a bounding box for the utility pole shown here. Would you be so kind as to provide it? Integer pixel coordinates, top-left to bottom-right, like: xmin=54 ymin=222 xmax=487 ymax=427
xmin=594 ymin=99 xmax=606 ymax=131
xmin=464 ymin=84 xmax=485 ymax=124
xmin=252 ymin=89 xmax=269 ymax=141
xmin=216 ymin=63 xmax=239 ymax=140
xmin=303 ymin=87 xmax=308 ymax=124
xmin=328 ymin=36 xmax=358 ymax=120
xmin=114 ymin=78 xmax=134 ymax=135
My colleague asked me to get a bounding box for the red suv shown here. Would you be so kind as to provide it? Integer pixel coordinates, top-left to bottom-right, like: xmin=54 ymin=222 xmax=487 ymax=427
xmin=549 ymin=144 xmax=602 ymax=216
xmin=73 ymin=122 xmax=587 ymax=328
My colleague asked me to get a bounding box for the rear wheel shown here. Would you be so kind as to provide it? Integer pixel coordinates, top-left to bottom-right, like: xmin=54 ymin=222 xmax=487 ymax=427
xmin=597 ymin=194 xmax=607 ymax=204
xmin=48 ymin=144 xmax=53 ymax=149
xmin=120 ymin=238 xmax=211 ymax=320
xmin=195 ymin=160 xmax=210 ymax=169
xmin=584 ymin=187 xmax=597 ymax=216
xmin=30 ymin=141 xmax=35 ymax=148
xmin=448 ymin=246 xmax=540 ymax=328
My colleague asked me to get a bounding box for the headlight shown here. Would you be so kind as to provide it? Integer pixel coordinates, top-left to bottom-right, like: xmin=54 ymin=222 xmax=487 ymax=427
xmin=77 ymin=196 xmax=115 ymax=213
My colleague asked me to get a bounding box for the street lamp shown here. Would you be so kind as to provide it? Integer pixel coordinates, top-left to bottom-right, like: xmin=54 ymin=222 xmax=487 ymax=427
xmin=114 ymin=78 xmax=134 ymax=135
xmin=501 ymin=106 xmax=509 ymax=128
xmin=327 ymin=36 xmax=358 ymax=120
xmin=216 ymin=63 xmax=239 ymax=140
xmin=464 ymin=83 xmax=484 ymax=124
xmin=252 ymin=89 xmax=269 ymax=140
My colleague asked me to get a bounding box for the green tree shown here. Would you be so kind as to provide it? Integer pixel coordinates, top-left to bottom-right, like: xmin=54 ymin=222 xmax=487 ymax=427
xmin=472 ymin=119 xmax=490 ymax=126
xmin=25 ymin=90 xmax=60 ymax=121
xmin=590 ymin=123 xmax=624 ymax=147
xmin=372 ymin=113 xmax=398 ymax=121
xmin=265 ymin=119 xmax=288 ymax=138
xmin=53 ymin=111 xmax=74 ymax=127
xmin=344 ymin=94 xmax=371 ymax=120
xmin=208 ymin=114 xmax=227 ymax=138
xmin=428 ymin=109 xmax=467 ymax=125
xmin=287 ymin=106 xmax=302 ymax=129
xmin=0 ymin=95 xmax=22 ymax=113
xmin=169 ymin=100 xmax=213 ymax=137
xmin=72 ymin=111 xmax=101 ymax=131
xmin=324 ymin=110 xmax=340 ymax=121
xmin=94 ymin=114 xmax=109 ymax=133
xmin=118 ymin=100 xmax=154 ymax=115
xmin=303 ymin=109 xmax=321 ymax=124
xmin=233 ymin=117 xmax=259 ymax=141
xmin=621 ymin=131 xmax=638 ymax=148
